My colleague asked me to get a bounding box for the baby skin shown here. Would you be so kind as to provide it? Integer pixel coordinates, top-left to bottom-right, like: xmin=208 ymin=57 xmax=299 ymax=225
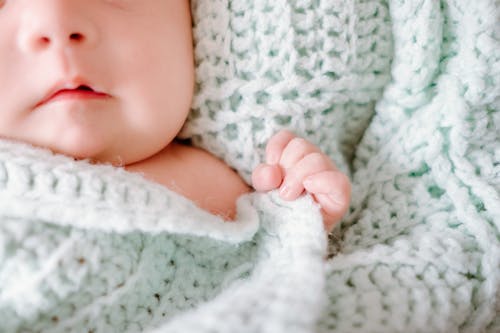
xmin=0 ymin=0 xmax=350 ymax=231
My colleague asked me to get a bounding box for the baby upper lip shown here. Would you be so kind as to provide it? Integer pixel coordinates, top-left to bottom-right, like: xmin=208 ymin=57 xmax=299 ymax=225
xmin=35 ymin=77 xmax=109 ymax=108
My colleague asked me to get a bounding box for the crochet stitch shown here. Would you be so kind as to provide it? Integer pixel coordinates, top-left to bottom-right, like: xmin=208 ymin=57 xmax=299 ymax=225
xmin=1 ymin=0 xmax=499 ymax=332
xmin=180 ymin=0 xmax=393 ymax=180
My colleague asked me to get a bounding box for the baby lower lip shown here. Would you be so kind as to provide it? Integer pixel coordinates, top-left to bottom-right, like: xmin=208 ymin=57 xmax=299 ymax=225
xmin=40 ymin=89 xmax=110 ymax=106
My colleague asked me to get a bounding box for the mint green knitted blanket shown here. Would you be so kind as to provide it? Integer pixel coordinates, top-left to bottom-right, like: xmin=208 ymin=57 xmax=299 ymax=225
xmin=1 ymin=0 xmax=499 ymax=332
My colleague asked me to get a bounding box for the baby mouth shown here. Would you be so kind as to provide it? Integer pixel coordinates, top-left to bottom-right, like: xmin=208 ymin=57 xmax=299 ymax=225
xmin=36 ymin=84 xmax=111 ymax=108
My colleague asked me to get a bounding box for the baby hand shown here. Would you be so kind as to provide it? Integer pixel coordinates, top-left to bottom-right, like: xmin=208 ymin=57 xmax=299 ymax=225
xmin=251 ymin=130 xmax=351 ymax=231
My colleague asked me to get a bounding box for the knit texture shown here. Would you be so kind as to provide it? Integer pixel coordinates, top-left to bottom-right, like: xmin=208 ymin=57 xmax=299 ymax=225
xmin=1 ymin=0 xmax=499 ymax=332
xmin=0 ymin=140 xmax=326 ymax=333
xmin=179 ymin=0 xmax=393 ymax=180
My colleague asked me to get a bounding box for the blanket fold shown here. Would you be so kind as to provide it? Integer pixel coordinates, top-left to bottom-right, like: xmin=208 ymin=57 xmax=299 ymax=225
xmin=0 ymin=140 xmax=328 ymax=333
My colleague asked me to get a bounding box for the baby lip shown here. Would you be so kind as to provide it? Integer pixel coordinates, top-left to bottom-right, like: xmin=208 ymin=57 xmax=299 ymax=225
xmin=35 ymin=81 xmax=110 ymax=108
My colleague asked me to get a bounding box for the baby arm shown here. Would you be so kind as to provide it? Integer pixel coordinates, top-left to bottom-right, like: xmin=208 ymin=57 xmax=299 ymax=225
xmin=252 ymin=130 xmax=351 ymax=231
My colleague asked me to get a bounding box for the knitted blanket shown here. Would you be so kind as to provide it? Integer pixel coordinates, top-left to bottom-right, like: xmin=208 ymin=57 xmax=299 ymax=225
xmin=1 ymin=0 xmax=499 ymax=332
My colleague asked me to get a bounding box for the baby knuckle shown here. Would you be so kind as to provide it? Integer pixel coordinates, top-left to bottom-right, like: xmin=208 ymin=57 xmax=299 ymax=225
xmin=306 ymin=152 xmax=329 ymax=167
xmin=289 ymin=137 xmax=312 ymax=152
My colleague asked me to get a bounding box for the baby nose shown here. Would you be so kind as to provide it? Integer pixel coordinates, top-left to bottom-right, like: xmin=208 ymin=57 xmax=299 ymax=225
xmin=17 ymin=1 xmax=98 ymax=53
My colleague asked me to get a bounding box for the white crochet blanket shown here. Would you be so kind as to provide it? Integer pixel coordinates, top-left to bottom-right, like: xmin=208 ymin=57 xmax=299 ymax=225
xmin=1 ymin=0 xmax=499 ymax=332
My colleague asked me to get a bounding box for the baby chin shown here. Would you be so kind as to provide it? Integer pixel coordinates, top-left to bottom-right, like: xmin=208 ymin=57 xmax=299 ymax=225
xmin=35 ymin=102 xmax=119 ymax=162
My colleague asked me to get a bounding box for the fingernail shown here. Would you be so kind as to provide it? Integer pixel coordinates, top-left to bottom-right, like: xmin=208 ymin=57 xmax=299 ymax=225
xmin=279 ymin=184 xmax=292 ymax=199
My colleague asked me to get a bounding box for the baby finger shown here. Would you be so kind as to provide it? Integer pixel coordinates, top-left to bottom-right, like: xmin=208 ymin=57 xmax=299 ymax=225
xmin=279 ymin=137 xmax=321 ymax=170
xmin=303 ymin=170 xmax=351 ymax=215
xmin=311 ymin=191 xmax=346 ymax=231
xmin=279 ymin=152 xmax=333 ymax=200
xmin=252 ymin=163 xmax=283 ymax=192
xmin=265 ymin=130 xmax=296 ymax=165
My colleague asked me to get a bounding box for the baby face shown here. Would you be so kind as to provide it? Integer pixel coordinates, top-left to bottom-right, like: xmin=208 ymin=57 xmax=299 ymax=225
xmin=0 ymin=0 xmax=194 ymax=165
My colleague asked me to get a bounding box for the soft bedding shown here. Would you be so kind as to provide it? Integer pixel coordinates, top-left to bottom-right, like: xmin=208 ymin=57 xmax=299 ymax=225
xmin=0 ymin=0 xmax=499 ymax=332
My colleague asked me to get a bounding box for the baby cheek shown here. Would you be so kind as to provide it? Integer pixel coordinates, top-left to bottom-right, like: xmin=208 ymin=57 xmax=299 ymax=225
xmin=0 ymin=104 xmax=27 ymax=141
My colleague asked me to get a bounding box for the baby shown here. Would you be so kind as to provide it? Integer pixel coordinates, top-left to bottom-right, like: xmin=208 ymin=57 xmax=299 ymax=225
xmin=0 ymin=0 xmax=350 ymax=231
